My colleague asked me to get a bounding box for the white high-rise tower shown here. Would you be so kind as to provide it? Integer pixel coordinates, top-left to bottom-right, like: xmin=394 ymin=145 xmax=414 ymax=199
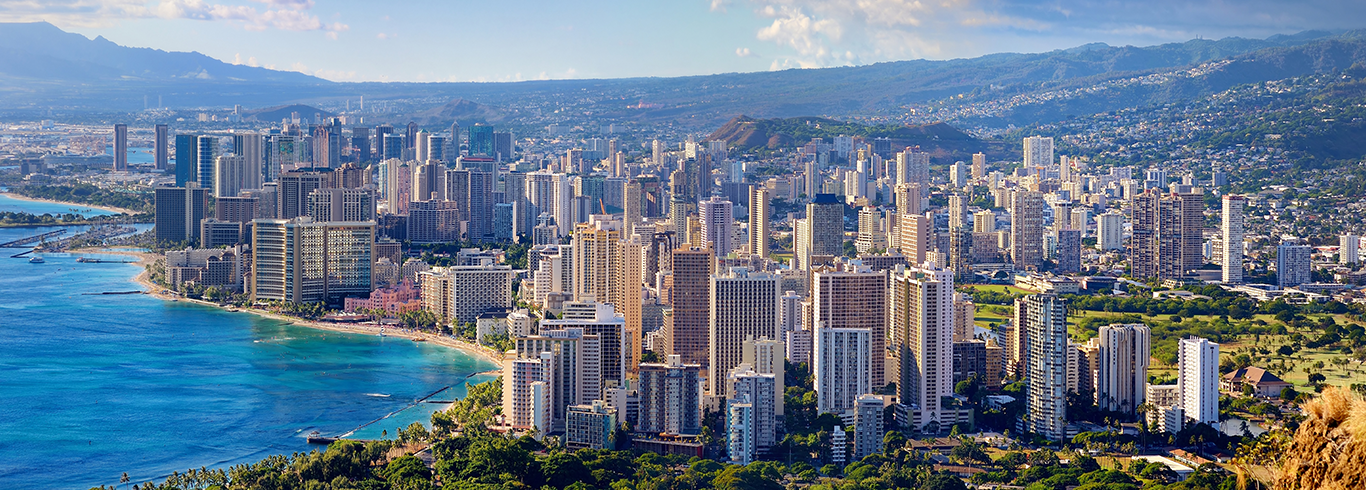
xmin=1221 ymin=195 xmax=1245 ymax=284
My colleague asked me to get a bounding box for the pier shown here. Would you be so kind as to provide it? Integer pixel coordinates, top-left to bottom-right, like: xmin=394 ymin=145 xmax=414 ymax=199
xmin=0 ymin=230 xmax=66 ymax=248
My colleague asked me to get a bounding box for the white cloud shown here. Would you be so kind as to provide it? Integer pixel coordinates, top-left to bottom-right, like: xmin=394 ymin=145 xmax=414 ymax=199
xmin=0 ymin=0 xmax=347 ymax=36
xmin=735 ymin=47 xmax=755 ymax=57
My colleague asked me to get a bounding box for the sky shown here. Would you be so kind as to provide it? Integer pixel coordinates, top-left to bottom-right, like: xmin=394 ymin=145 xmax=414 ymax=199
xmin=3 ymin=0 xmax=1365 ymax=82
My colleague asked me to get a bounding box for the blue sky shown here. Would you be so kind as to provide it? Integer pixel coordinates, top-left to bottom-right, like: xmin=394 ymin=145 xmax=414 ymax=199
xmin=7 ymin=0 xmax=1366 ymax=82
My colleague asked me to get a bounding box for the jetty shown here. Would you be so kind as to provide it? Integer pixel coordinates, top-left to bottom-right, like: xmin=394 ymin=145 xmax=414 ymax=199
xmin=0 ymin=230 xmax=65 ymax=248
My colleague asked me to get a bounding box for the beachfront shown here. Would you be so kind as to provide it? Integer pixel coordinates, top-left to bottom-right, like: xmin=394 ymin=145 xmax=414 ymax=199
xmin=82 ymin=247 xmax=508 ymax=370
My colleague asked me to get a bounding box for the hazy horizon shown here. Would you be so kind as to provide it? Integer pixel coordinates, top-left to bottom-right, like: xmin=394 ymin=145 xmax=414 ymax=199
xmin=5 ymin=0 xmax=1364 ymax=83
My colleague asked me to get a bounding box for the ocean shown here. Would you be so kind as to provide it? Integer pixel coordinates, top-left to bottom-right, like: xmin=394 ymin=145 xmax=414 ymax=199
xmin=0 ymin=221 xmax=497 ymax=488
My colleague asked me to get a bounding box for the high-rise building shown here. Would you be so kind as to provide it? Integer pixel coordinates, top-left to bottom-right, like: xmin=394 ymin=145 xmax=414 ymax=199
xmin=469 ymin=124 xmax=494 ymax=157
xmin=748 ymin=187 xmax=770 ymax=258
xmin=814 ymin=324 xmax=871 ymax=415
xmin=855 ymin=206 xmax=885 ymax=255
xmin=851 ymin=394 xmax=884 ymax=461
xmin=1342 ymin=234 xmax=1361 ymax=265
xmin=742 ymin=337 xmax=785 ymax=415
xmin=277 ymin=170 xmax=334 ymax=220
xmin=895 ymin=149 xmax=930 ymax=188
xmin=1222 ymin=196 xmax=1245 ymax=283
xmin=154 ymin=124 xmax=169 ymax=171
xmin=514 ymin=327 xmax=601 ymax=427
xmin=408 ymin=199 xmax=461 ymax=243
xmin=420 ymin=265 xmax=516 ymax=325
xmin=1277 ymin=241 xmax=1312 ymax=288
xmin=1096 ymin=324 xmax=1150 ymax=414
xmin=250 ymin=218 xmax=375 ymax=304
xmin=971 ymin=152 xmax=986 ymax=180
xmin=699 ymin=197 xmax=735 ymax=257
xmin=1178 ymin=337 xmax=1220 ymax=428
xmin=1023 ymin=136 xmax=1054 ymax=170
xmin=232 ymin=132 xmax=264 ymax=189
xmin=544 ymin=301 xmax=628 ymax=395
xmin=637 ymin=354 xmax=703 ymax=436
xmin=571 ymin=218 xmax=623 ymax=303
xmin=308 ymin=188 xmax=376 ymax=223
xmin=566 ymin=401 xmax=617 ymax=450
xmin=1131 ymin=189 xmax=1205 ymax=280
xmin=216 ymin=196 xmax=258 ymax=224
xmin=174 ymin=134 xmax=197 ymax=186
xmin=1022 ymin=294 xmax=1068 ymax=440
xmin=727 ymin=365 xmax=776 ymax=462
xmin=727 ymin=394 xmax=757 ymax=465
xmin=899 ymin=213 xmax=930 ymax=265
xmin=197 ymin=136 xmax=219 ymax=191
xmin=806 ymin=193 xmax=844 ymax=257
xmin=113 ymin=124 xmax=128 ymax=171
xmin=1055 ymin=229 xmax=1081 ymax=273
xmin=813 ymin=266 xmax=888 ymax=389
xmin=889 ymin=265 xmax=954 ymax=433
xmin=1096 ymin=211 xmax=1125 ymax=251
xmin=502 ymin=352 xmax=554 ymax=433
xmin=1011 ymin=190 xmax=1045 ymax=270
xmin=708 ymin=268 xmax=780 ymax=395
xmin=973 ymin=210 xmax=996 ymax=234
xmin=154 ymin=184 xmax=207 ymax=244
xmin=663 ymin=246 xmax=716 ymax=368
xmin=213 ymin=154 xmax=250 ymax=199
xmin=952 ymin=292 xmax=975 ymax=342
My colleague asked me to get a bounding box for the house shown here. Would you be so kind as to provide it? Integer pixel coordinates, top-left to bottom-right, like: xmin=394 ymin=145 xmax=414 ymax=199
xmin=1221 ymin=367 xmax=1292 ymax=397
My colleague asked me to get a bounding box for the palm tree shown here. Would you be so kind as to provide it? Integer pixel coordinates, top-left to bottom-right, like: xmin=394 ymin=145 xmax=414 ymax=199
xmin=120 ymin=472 xmax=130 ymax=490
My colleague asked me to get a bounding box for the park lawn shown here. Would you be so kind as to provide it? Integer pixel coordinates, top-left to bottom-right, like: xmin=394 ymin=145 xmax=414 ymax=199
xmin=975 ymin=305 xmax=1011 ymax=329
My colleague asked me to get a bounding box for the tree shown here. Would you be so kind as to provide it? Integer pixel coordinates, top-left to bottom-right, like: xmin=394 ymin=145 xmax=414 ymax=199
xmin=1309 ymin=372 xmax=1327 ymax=384
xmin=541 ymin=453 xmax=591 ymax=488
xmin=921 ymin=473 xmax=968 ymax=490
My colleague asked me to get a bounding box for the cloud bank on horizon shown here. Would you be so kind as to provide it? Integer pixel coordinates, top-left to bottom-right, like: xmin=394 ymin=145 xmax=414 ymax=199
xmin=0 ymin=0 xmax=1362 ymax=82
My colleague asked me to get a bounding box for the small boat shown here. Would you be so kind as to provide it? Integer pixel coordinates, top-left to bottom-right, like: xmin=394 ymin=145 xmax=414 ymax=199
xmin=412 ymin=337 xmax=427 ymax=342
xmin=28 ymin=256 xmax=44 ymax=263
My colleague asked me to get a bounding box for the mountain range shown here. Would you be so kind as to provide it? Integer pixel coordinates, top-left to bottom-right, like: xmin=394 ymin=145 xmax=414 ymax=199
xmin=2 ymin=21 xmax=1366 ymax=132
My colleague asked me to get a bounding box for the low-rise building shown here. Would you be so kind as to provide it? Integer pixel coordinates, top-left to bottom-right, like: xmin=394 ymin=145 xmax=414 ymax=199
xmin=566 ymin=400 xmax=618 ymax=450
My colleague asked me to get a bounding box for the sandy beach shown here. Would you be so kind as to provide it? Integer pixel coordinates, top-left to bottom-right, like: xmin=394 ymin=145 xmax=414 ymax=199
xmin=79 ymin=247 xmax=507 ymax=371
xmin=2 ymin=193 xmax=140 ymax=215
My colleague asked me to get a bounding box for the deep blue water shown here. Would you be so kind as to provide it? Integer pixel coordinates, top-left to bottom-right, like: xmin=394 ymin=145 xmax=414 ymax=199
xmin=0 ymin=223 xmax=496 ymax=489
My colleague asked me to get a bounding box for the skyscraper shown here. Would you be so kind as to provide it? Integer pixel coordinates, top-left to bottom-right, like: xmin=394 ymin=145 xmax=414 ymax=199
xmin=1055 ymin=229 xmax=1081 ymax=273
xmin=708 ymin=268 xmax=780 ymax=394
xmin=637 ymin=354 xmax=703 ymax=436
xmin=899 ymin=213 xmax=930 ymax=265
xmin=213 ymin=154 xmax=249 ymax=198
xmin=801 ymin=193 xmax=844 ymax=266
xmin=113 ymin=124 xmax=128 ymax=171
xmin=197 ymin=136 xmax=219 ymax=192
xmin=663 ymin=246 xmax=716 ymax=368
xmin=814 ymin=324 xmax=871 ymax=415
xmin=469 ymin=124 xmax=494 ymax=157
xmin=250 ymin=218 xmax=375 ymax=304
xmin=1095 ymin=324 xmax=1150 ymax=414
xmin=889 ymin=265 xmax=954 ymax=433
xmin=1178 ymin=337 xmax=1220 ymax=428
xmin=175 ymin=134 xmax=197 ymax=186
xmin=1022 ymin=294 xmax=1068 ymax=440
xmin=1011 ymin=190 xmax=1045 ymax=270
xmin=1222 ymin=195 xmax=1245 ymax=283
xmin=154 ymin=184 xmax=207 ymax=244
xmin=233 ymin=132 xmax=264 ymax=189
xmin=971 ymin=152 xmax=986 ymax=180
xmin=1131 ymin=189 xmax=1204 ymax=280
xmin=813 ymin=266 xmax=888 ymax=388
xmin=1022 ymin=136 xmax=1053 ymax=170
xmin=1342 ymin=234 xmax=1361 ymax=265
xmin=1096 ymin=211 xmax=1124 ymax=251
xmin=154 ymin=124 xmax=169 ymax=171
xmin=748 ymin=187 xmax=770 ymax=258
xmin=699 ymin=197 xmax=735 ymax=257
xmin=1277 ymin=241 xmax=1312 ymax=288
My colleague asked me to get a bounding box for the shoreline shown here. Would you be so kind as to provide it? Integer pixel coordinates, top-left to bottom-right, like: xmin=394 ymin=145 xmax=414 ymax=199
xmin=76 ymin=247 xmax=508 ymax=371
xmin=1 ymin=192 xmax=140 ymax=215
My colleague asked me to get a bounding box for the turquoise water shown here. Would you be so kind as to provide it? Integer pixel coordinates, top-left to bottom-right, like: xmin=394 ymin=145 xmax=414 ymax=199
xmin=0 ymin=223 xmax=496 ymax=488
xmin=0 ymin=193 xmax=117 ymax=217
